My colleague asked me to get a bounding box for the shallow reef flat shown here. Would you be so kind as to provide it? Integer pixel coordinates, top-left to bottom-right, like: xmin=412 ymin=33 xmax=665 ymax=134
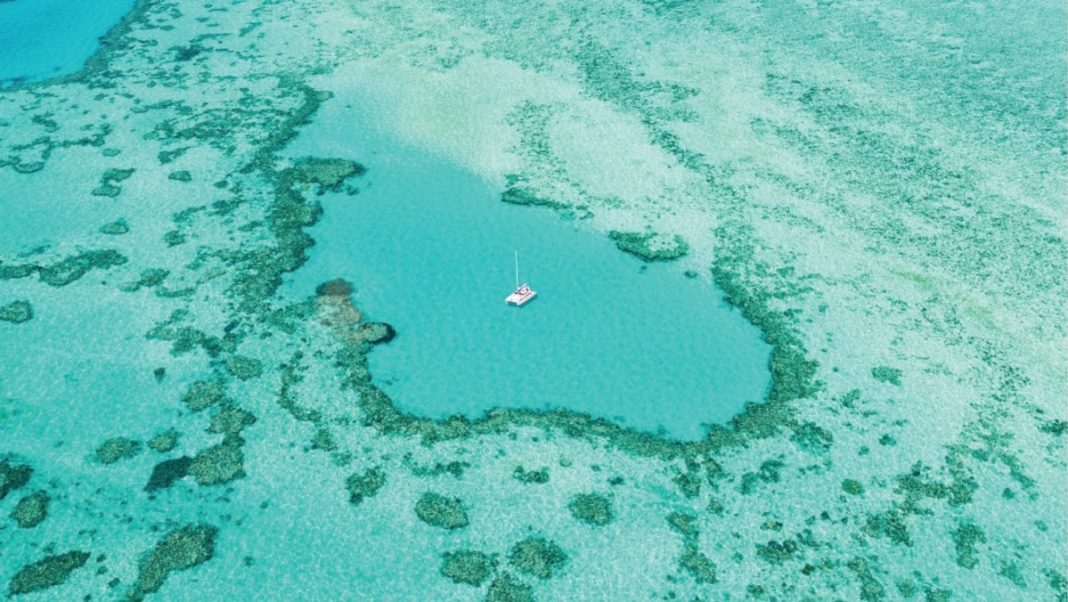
xmin=0 ymin=1 xmax=1065 ymax=601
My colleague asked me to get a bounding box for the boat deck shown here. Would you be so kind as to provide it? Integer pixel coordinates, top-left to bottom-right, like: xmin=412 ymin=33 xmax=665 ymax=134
xmin=506 ymin=284 xmax=537 ymax=306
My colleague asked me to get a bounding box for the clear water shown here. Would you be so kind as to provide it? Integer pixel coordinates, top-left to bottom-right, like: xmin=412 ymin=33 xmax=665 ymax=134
xmin=0 ymin=0 xmax=134 ymax=86
xmin=284 ymin=92 xmax=772 ymax=440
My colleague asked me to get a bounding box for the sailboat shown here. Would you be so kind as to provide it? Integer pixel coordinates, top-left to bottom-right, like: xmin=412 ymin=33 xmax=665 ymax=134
xmin=505 ymin=250 xmax=537 ymax=306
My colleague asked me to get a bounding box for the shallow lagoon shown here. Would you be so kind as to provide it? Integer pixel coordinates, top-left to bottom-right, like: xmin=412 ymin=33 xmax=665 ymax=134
xmin=0 ymin=0 xmax=134 ymax=86
xmin=285 ymin=91 xmax=772 ymax=440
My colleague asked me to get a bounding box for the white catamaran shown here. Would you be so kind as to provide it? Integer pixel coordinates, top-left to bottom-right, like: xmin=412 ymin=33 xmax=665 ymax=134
xmin=505 ymin=250 xmax=537 ymax=306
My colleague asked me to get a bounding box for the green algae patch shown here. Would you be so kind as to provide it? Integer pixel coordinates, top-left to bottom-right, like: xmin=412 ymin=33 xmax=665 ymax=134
xmin=608 ymin=231 xmax=689 ymax=262
xmin=188 ymin=437 xmax=245 ymax=486
xmin=0 ymin=300 xmax=33 ymax=324
xmin=440 ymin=550 xmax=496 ymax=586
xmin=0 ymin=263 xmax=36 ymax=280
xmin=1039 ymin=419 xmax=1067 ymax=436
xmin=224 ymin=355 xmax=263 ymax=380
xmin=145 ymin=457 xmax=193 ymax=492
xmin=121 ymin=268 xmax=170 ymax=293
xmin=952 ymin=520 xmax=987 ymax=569
xmin=512 ymin=465 xmax=549 ymax=484
xmin=181 ymin=380 xmax=228 ymax=412
xmin=91 ymin=167 xmax=135 ymax=197
xmin=756 ymin=539 xmax=798 ymax=566
xmin=842 ymin=479 xmax=865 ymax=496
xmin=7 ymin=551 xmax=90 ymax=596
xmin=568 ymin=493 xmax=613 ymax=526
xmin=679 ymin=547 xmax=718 ymax=584
xmin=39 ymin=250 xmax=127 ymax=287
xmin=414 ymin=492 xmax=469 ymax=530
xmin=130 ymin=524 xmax=217 ymax=600
xmin=846 ymin=557 xmax=887 ymax=601
xmin=486 ymin=571 xmax=534 ymax=602
xmin=0 ymin=458 xmax=33 ymax=500
xmin=11 ymin=490 xmax=50 ymax=528
xmin=508 ymin=537 xmax=567 ymax=580
xmin=667 ymin=511 xmax=717 ymax=584
xmin=99 ymin=219 xmax=130 ymax=235
xmin=148 ymin=429 xmax=180 ymax=453
xmin=95 ymin=437 xmax=143 ymax=464
xmin=871 ymin=366 xmax=903 ymax=386
xmin=345 ymin=467 xmax=386 ymax=505
xmin=168 ymin=170 xmax=192 ymax=182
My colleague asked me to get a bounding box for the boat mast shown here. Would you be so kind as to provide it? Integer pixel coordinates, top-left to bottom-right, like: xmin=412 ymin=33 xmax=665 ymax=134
xmin=514 ymin=250 xmax=520 ymax=289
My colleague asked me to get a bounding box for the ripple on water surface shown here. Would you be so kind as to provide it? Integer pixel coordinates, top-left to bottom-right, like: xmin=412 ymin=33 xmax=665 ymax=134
xmin=285 ymin=92 xmax=772 ymax=441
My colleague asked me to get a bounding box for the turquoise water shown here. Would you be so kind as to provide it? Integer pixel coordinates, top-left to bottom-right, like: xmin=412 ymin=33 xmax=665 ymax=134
xmin=284 ymin=93 xmax=772 ymax=440
xmin=0 ymin=0 xmax=134 ymax=86
xmin=1 ymin=1 xmax=1064 ymax=600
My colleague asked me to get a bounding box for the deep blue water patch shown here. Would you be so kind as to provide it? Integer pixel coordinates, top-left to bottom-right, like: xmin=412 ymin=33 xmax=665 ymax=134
xmin=0 ymin=0 xmax=135 ymax=87
xmin=284 ymin=94 xmax=773 ymax=441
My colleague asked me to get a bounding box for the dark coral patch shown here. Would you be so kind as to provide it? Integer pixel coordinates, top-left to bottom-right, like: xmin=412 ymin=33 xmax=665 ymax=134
xmin=0 ymin=300 xmax=33 ymax=323
xmin=95 ymin=437 xmax=143 ymax=464
xmin=568 ymin=493 xmax=613 ymax=526
xmin=39 ymin=250 xmax=127 ymax=287
xmin=608 ymin=230 xmax=689 ymax=261
xmin=130 ymin=524 xmax=217 ymax=600
xmin=188 ymin=437 xmax=245 ymax=485
xmin=181 ymin=380 xmax=228 ymax=412
xmin=414 ymin=492 xmax=469 ymax=530
xmin=440 ymin=550 xmax=496 ymax=586
xmin=486 ymin=571 xmax=534 ymax=602
xmin=345 ymin=467 xmax=386 ymax=505
xmin=0 ymin=458 xmax=33 ymax=500
xmin=11 ymin=490 xmax=50 ymax=528
xmin=508 ymin=537 xmax=567 ymax=580
xmin=8 ymin=551 xmax=90 ymax=596
xmin=148 ymin=429 xmax=180 ymax=453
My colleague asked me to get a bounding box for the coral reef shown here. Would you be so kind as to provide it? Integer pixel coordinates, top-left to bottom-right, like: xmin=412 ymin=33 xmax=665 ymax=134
xmin=414 ymin=492 xmax=470 ymax=530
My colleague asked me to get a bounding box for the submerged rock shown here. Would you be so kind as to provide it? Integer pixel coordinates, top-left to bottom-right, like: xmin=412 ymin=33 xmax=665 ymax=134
xmin=95 ymin=437 xmax=143 ymax=464
xmin=0 ymin=458 xmax=33 ymax=500
xmin=568 ymin=493 xmax=613 ymax=526
xmin=130 ymin=524 xmax=217 ymax=599
xmin=145 ymin=457 xmax=193 ymax=492
xmin=508 ymin=537 xmax=567 ymax=579
xmin=440 ymin=550 xmax=495 ymax=586
xmin=414 ymin=492 xmax=469 ymax=530
xmin=315 ymin=278 xmax=353 ymax=297
xmin=7 ymin=551 xmax=90 ymax=596
xmin=11 ymin=490 xmax=50 ymax=528
xmin=0 ymin=300 xmax=33 ymax=324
